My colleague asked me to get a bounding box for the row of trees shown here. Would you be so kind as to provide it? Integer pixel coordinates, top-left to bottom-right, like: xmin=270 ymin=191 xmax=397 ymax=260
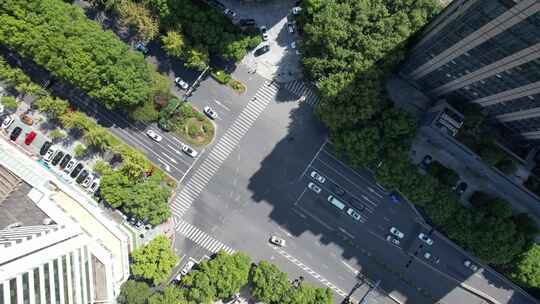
xmin=90 ymin=0 xmax=260 ymax=69
xmin=299 ymin=0 xmax=540 ymax=294
xmin=120 ymin=250 xmax=333 ymax=304
xmin=0 ymin=0 xmax=157 ymax=109
xmin=34 ymin=96 xmax=174 ymax=225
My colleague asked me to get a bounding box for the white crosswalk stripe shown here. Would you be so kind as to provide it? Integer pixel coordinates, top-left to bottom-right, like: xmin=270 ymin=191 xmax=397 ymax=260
xmin=170 ymin=81 xmax=279 ymax=218
xmin=282 ymin=80 xmax=320 ymax=106
xmin=175 ymin=220 xmax=235 ymax=254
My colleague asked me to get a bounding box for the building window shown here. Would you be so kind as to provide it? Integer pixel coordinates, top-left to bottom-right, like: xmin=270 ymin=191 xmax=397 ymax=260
xmin=62 ymin=256 xmax=69 ymax=304
xmin=9 ymin=278 xmax=17 ymax=304
xmin=22 ymin=273 xmax=30 ymax=304
xmin=53 ymin=260 xmax=61 ymax=304
xmin=33 ymin=268 xmax=41 ymax=304
xmin=44 ymin=264 xmax=51 ymax=303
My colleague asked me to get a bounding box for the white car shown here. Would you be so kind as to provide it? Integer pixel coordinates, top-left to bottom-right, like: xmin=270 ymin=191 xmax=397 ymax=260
xmin=43 ymin=147 xmax=57 ymax=163
xmin=292 ymin=6 xmax=302 ymax=15
xmin=182 ymin=144 xmax=198 ymax=158
xmin=346 ymin=208 xmax=361 ymax=221
xmin=1 ymin=115 xmax=14 ymax=129
xmin=464 ymin=260 xmax=479 ymax=272
xmin=270 ymin=236 xmax=286 ymax=247
xmin=64 ymin=159 xmax=77 ymax=173
xmin=181 ymin=260 xmax=196 ymax=276
xmin=290 ymin=41 xmax=297 ymax=49
xmin=146 ymin=129 xmax=162 ymax=142
xmin=203 ymin=106 xmax=218 ymax=119
xmin=389 ymin=227 xmax=404 ymax=239
xmin=224 ymin=8 xmax=236 ymax=17
xmin=418 ymin=233 xmax=434 ymax=245
xmin=82 ymin=174 xmax=94 ymax=188
xmin=307 ymin=182 xmax=321 ymax=194
xmin=175 ymin=77 xmax=189 ymax=90
xmin=88 ymin=178 xmax=100 ymax=193
xmin=310 ymin=171 xmax=325 ymax=183
xmin=260 ymin=26 xmax=269 ymax=41
xmin=386 ymin=235 xmax=400 ymax=246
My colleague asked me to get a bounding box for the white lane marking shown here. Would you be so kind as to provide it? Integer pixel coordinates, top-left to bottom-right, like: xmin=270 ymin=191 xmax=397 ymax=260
xmin=161 ymin=151 xmax=178 ymax=164
xmin=272 ymin=246 xmax=350 ymax=298
xmin=341 ymin=261 xmax=360 ymax=275
xmin=298 ymin=139 xmax=328 ymax=181
xmin=213 ymin=99 xmax=231 ymax=111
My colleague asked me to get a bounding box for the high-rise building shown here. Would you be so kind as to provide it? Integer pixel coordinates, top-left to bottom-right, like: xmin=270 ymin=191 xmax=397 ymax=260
xmin=0 ymin=140 xmax=132 ymax=304
xmin=399 ymin=0 xmax=540 ymax=140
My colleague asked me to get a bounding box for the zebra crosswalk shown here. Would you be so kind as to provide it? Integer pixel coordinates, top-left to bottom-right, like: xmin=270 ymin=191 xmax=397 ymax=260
xmin=175 ymin=220 xmax=235 ymax=254
xmin=282 ymin=80 xmax=320 ymax=106
xmin=170 ymin=81 xmax=279 ymax=219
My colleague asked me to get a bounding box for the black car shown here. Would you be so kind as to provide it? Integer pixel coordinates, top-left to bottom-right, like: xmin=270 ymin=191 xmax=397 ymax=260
xmin=59 ymin=154 xmax=72 ymax=169
xmin=335 ymin=186 xmax=345 ymax=196
xmin=70 ymin=163 xmax=84 ymax=178
xmin=76 ymin=170 xmax=89 ymax=184
xmin=254 ymin=45 xmax=270 ymax=56
xmin=40 ymin=141 xmax=52 ymax=156
xmin=239 ymin=19 xmax=256 ymax=26
xmin=51 ymin=151 xmax=64 ymax=166
xmin=454 ymin=182 xmax=468 ymax=195
xmin=10 ymin=127 xmax=22 ymax=141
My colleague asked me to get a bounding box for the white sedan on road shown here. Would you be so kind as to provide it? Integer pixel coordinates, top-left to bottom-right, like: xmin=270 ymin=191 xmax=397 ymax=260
xmin=175 ymin=77 xmax=189 ymax=90
xmin=146 ymin=130 xmax=162 ymax=142
xmin=390 ymin=227 xmax=404 ymax=239
xmin=182 ymin=144 xmax=198 ymax=158
xmin=418 ymin=233 xmax=434 ymax=245
xmin=204 ymin=106 xmax=218 ymax=119
xmin=310 ymin=171 xmax=326 ymax=183
xmin=270 ymin=236 xmax=286 ymax=247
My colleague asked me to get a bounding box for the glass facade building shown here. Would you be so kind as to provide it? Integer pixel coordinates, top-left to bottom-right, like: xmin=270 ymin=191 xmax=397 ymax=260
xmin=399 ymin=0 xmax=540 ymax=140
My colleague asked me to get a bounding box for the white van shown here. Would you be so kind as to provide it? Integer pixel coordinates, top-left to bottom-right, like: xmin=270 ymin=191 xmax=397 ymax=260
xmin=327 ymin=195 xmax=346 ymax=210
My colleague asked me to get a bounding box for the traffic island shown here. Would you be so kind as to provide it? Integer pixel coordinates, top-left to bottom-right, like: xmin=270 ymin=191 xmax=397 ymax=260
xmin=211 ymin=70 xmax=246 ymax=94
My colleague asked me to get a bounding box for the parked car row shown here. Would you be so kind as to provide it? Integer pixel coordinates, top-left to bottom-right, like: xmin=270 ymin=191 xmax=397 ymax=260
xmin=40 ymin=141 xmax=100 ymax=193
xmin=3 ymin=116 xmax=38 ymax=145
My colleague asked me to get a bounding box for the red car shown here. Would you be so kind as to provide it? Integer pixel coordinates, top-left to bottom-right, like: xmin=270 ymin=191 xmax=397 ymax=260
xmin=24 ymin=131 xmax=37 ymax=145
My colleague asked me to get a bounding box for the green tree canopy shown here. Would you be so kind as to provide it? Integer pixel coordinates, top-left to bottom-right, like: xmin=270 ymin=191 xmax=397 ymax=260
xmin=148 ymin=286 xmax=187 ymax=304
xmin=1 ymin=96 xmax=18 ymax=111
xmin=0 ymin=0 xmax=154 ymax=109
xmin=511 ymin=244 xmax=540 ymax=290
xmin=118 ymin=280 xmax=152 ymax=304
xmin=131 ymin=235 xmax=178 ymax=285
xmin=34 ymin=96 xmax=69 ymax=118
xmin=161 ymin=30 xmax=186 ymax=57
xmin=182 ymin=251 xmax=251 ymax=303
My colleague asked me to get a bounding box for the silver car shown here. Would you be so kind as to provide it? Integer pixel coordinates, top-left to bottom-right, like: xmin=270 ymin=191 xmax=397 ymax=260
xmin=386 ymin=235 xmax=400 ymax=246
xmin=204 ymin=106 xmax=218 ymax=119
xmin=418 ymin=233 xmax=434 ymax=245
xmin=390 ymin=227 xmax=404 ymax=239
xmin=182 ymin=144 xmax=198 ymax=158
xmin=310 ymin=171 xmax=326 ymax=183
xmin=307 ymin=182 xmax=321 ymax=194
xmin=346 ymin=208 xmax=361 ymax=221
xmin=175 ymin=77 xmax=189 ymax=90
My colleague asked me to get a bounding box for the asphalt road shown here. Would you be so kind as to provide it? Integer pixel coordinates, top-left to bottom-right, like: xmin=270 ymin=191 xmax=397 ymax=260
xmin=170 ymin=75 xmax=536 ymax=304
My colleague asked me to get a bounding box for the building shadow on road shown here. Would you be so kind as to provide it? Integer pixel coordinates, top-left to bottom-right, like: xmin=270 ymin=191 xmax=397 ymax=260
xmin=243 ymin=57 xmax=529 ymax=303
